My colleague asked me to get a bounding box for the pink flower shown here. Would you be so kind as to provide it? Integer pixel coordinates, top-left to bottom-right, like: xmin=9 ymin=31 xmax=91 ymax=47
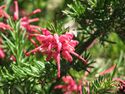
xmin=14 ymin=0 xmax=19 ymax=20
xmin=20 ymin=8 xmax=41 ymax=33
xmin=0 ymin=4 xmax=12 ymax=59
xmin=0 ymin=38 xmax=5 ymax=58
xmin=26 ymin=29 xmax=87 ymax=78
xmin=13 ymin=0 xmax=41 ymax=33
xmin=28 ymin=9 xmax=41 ymax=16
xmin=0 ymin=5 xmax=11 ymax=59
xmin=10 ymin=55 xmax=16 ymax=61
xmin=0 ymin=48 xmax=5 ymax=58
xmin=0 ymin=22 xmax=12 ymax=30
xmin=99 ymin=65 xmax=116 ymax=76
xmin=55 ymin=76 xmax=82 ymax=94
xmin=0 ymin=5 xmax=10 ymax=18
xmin=21 ymin=17 xmax=41 ymax=33
xmin=0 ymin=1 xmax=41 ymax=59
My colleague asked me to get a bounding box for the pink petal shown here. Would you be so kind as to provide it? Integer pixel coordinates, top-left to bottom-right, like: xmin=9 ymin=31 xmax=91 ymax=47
xmin=0 ymin=5 xmax=10 ymax=18
xmin=0 ymin=48 xmax=5 ymax=58
xmin=65 ymin=33 xmax=74 ymax=39
xmin=28 ymin=18 xmax=39 ymax=23
xmin=69 ymin=40 xmax=79 ymax=47
xmin=36 ymin=35 xmax=53 ymax=44
xmin=41 ymin=28 xmax=51 ymax=35
xmin=62 ymin=76 xmax=73 ymax=84
xmin=0 ymin=22 xmax=12 ymax=30
xmin=31 ymin=9 xmax=41 ymax=15
xmin=62 ymin=43 xmax=74 ymax=52
xmin=54 ymin=85 xmax=65 ymax=89
xmin=0 ymin=5 xmax=6 ymax=9
xmin=28 ymin=9 xmax=41 ymax=16
xmin=25 ymin=46 xmax=42 ymax=56
xmin=14 ymin=0 xmax=19 ymax=20
xmin=54 ymin=34 xmax=62 ymax=52
xmin=62 ymin=51 xmax=73 ymax=62
xmin=27 ymin=25 xmax=40 ymax=33
xmin=99 ymin=65 xmax=116 ymax=76
xmin=70 ymin=51 xmax=87 ymax=65
xmin=10 ymin=55 xmax=16 ymax=61
xmin=21 ymin=17 xmax=29 ymax=27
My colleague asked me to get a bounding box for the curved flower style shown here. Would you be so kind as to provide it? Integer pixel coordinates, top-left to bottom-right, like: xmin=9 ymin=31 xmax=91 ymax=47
xmin=20 ymin=9 xmax=41 ymax=33
xmin=0 ymin=22 xmax=12 ymax=30
xmin=26 ymin=29 xmax=87 ymax=78
xmin=0 ymin=48 xmax=5 ymax=58
xmin=55 ymin=76 xmax=82 ymax=94
xmin=14 ymin=0 xmax=19 ymax=20
xmin=0 ymin=5 xmax=11 ymax=30
xmin=0 ymin=5 xmax=10 ymax=18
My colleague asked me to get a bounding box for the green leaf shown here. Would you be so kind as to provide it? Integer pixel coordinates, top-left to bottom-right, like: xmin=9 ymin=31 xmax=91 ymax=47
xmin=1 ymin=33 xmax=16 ymax=55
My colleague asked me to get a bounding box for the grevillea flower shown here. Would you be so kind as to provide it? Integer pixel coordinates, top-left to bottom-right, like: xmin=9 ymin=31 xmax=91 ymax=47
xmin=54 ymin=76 xmax=82 ymax=94
xmin=0 ymin=22 xmax=12 ymax=30
xmin=0 ymin=4 xmax=12 ymax=30
xmin=0 ymin=5 xmax=11 ymax=59
xmin=14 ymin=0 xmax=19 ymax=20
xmin=13 ymin=0 xmax=41 ymax=33
xmin=0 ymin=4 xmax=12 ymax=31
xmin=0 ymin=0 xmax=41 ymax=59
xmin=0 ymin=5 xmax=10 ymax=18
xmin=0 ymin=38 xmax=5 ymax=58
xmin=99 ymin=65 xmax=116 ymax=76
xmin=26 ymin=29 xmax=87 ymax=78
xmin=0 ymin=48 xmax=5 ymax=58
xmin=21 ymin=17 xmax=41 ymax=33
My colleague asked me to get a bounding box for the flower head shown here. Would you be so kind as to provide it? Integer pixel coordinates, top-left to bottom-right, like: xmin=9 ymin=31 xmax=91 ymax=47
xmin=20 ymin=8 xmax=41 ymax=33
xmin=26 ymin=29 xmax=87 ymax=78
xmin=13 ymin=0 xmax=41 ymax=33
xmin=0 ymin=38 xmax=5 ymax=58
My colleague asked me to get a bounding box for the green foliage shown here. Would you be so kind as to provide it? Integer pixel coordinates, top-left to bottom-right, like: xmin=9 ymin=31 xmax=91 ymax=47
xmin=63 ymin=0 xmax=85 ymax=18
xmin=90 ymin=75 xmax=116 ymax=94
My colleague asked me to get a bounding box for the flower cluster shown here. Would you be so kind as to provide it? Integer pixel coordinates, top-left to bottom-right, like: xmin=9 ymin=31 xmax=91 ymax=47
xmin=0 ymin=5 xmax=11 ymax=31
xmin=0 ymin=0 xmax=41 ymax=58
xmin=55 ymin=76 xmax=82 ymax=94
xmin=26 ymin=29 xmax=87 ymax=78
xmin=0 ymin=5 xmax=11 ymax=58
xmin=13 ymin=0 xmax=41 ymax=33
xmin=0 ymin=0 xmax=41 ymax=33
